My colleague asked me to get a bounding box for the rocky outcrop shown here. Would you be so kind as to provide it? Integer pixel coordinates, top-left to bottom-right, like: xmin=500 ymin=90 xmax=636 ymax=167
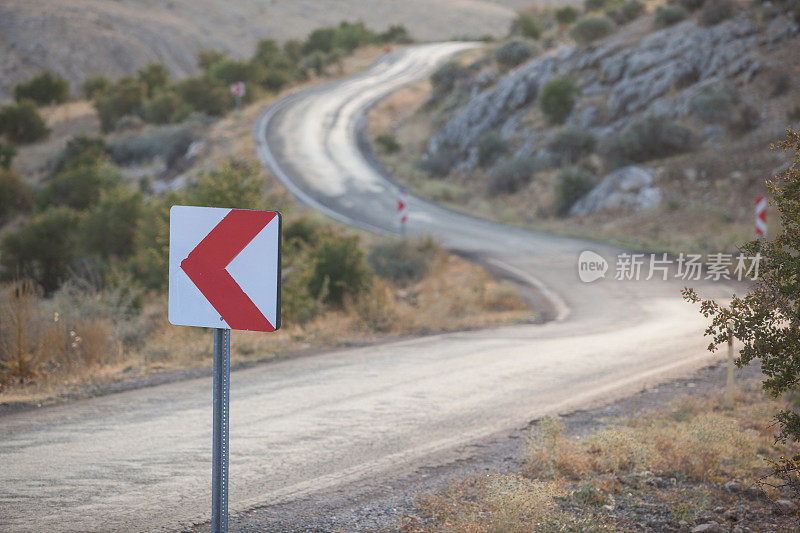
xmin=569 ymin=166 xmax=661 ymax=216
xmin=426 ymin=13 xmax=799 ymax=174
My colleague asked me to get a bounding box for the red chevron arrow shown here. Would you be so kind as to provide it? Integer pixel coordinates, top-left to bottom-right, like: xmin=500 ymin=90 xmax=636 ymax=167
xmin=180 ymin=209 xmax=277 ymax=331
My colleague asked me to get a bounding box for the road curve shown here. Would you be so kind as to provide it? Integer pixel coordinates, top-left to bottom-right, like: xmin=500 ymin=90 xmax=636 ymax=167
xmin=0 ymin=44 xmax=734 ymax=532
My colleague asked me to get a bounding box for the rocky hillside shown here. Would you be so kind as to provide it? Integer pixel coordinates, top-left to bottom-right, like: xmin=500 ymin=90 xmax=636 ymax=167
xmin=0 ymin=0 xmax=534 ymax=102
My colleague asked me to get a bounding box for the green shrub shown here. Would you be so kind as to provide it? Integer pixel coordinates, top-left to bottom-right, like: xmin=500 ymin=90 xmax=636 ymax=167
xmin=654 ymin=5 xmax=690 ymax=27
xmin=570 ymin=16 xmax=616 ymax=45
xmin=547 ymin=127 xmax=597 ymax=165
xmin=0 ymin=168 xmax=33 ymax=223
xmin=511 ymin=13 xmax=542 ymax=39
xmin=585 ymin=0 xmax=608 ymax=11
xmin=80 ymin=188 xmax=143 ymax=259
xmin=0 ymin=142 xmax=16 ymax=169
xmin=554 ymin=167 xmax=595 ymax=217
xmin=143 ymin=90 xmax=192 ymax=124
xmin=111 ymin=121 xmax=201 ymax=167
xmin=126 ymin=193 xmax=175 ymax=291
xmin=82 ymin=74 xmax=111 ymax=100
xmin=368 ymin=236 xmax=438 ymax=285
xmin=379 ymin=25 xmax=413 ymax=44
xmin=0 ymin=100 xmax=50 ymax=144
xmin=430 ymin=61 xmax=469 ymax=99
xmin=375 ymin=133 xmax=401 ymax=154
xmin=303 ymin=27 xmax=338 ymax=54
xmin=555 ymin=6 xmax=579 ymax=24
xmin=209 ymin=59 xmax=254 ymax=87
xmin=252 ymin=39 xmax=282 ymax=67
xmin=197 ymin=49 xmax=227 ymax=71
xmin=260 ymin=68 xmax=293 ymax=92
xmin=332 ymin=21 xmax=378 ymax=52
xmin=37 ymin=161 xmax=121 ymax=211
xmin=600 ymin=115 xmax=694 ymax=168
xmin=494 ymin=40 xmax=538 ymax=68
xmin=186 ymin=160 xmax=265 ymax=209
xmin=488 ymin=156 xmax=542 ymax=195
xmin=540 ymin=77 xmax=579 ymax=124
xmin=0 ymin=206 xmax=80 ymax=294
xmin=679 ymin=0 xmax=707 ymax=11
xmin=94 ymin=77 xmax=146 ymax=132
xmin=173 ymin=77 xmax=231 ymax=116
xmin=421 ymin=146 xmax=460 ymax=177
xmin=137 ymin=63 xmax=170 ymax=98
xmin=610 ymin=0 xmax=646 ymax=24
xmin=308 ymin=233 xmax=371 ymax=307
xmin=477 ymin=132 xmax=507 ymax=166
xmin=14 ymin=72 xmax=70 ymax=106
xmin=51 ymin=136 xmax=110 ymax=174
xmin=283 ymin=217 xmax=324 ymax=252
xmin=700 ymin=0 xmax=735 ymax=25
xmin=690 ymin=84 xmax=739 ymax=123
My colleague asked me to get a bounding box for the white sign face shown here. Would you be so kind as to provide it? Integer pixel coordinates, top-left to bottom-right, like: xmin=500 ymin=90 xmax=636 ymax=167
xmin=230 ymin=82 xmax=245 ymax=97
xmin=168 ymin=205 xmax=281 ymax=332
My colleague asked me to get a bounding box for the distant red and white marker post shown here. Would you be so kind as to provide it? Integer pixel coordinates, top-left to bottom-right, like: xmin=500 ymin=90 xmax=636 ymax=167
xmin=397 ymin=188 xmax=408 ymax=236
xmin=755 ymin=196 xmax=767 ymax=240
xmin=169 ymin=205 xmax=281 ymax=533
xmin=230 ymin=81 xmax=245 ymax=113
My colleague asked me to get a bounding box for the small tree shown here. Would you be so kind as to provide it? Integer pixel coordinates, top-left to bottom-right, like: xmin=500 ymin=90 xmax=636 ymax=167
xmin=14 ymin=71 xmax=70 ymax=106
xmin=539 ymin=77 xmax=579 ymax=124
xmin=0 ymin=101 xmax=50 ymax=144
xmin=137 ymin=63 xmax=170 ymax=98
xmin=683 ymin=128 xmax=800 ymax=496
xmin=82 ymin=74 xmax=111 ymax=100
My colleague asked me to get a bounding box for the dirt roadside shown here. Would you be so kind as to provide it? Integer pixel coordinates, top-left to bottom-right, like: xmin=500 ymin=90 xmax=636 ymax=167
xmin=194 ymin=361 xmax=769 ymax=532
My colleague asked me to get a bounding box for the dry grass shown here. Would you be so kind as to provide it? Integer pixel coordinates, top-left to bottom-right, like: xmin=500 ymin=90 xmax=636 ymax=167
xmin=406 ymin=383 xmax=799 ymax=532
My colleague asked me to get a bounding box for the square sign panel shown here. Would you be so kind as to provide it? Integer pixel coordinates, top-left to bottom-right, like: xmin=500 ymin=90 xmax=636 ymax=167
xmin=169 ymin=206 xmax=281 ymax=331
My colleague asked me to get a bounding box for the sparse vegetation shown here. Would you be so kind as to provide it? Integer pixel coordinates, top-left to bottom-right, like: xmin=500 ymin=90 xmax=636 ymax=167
xmin=494 ymin=39 xmax=538 ymax=69
xmin=14 ymin=72 xmax=70 ymax=106
xmin=546 ymin=127 xmax=597 ymax=165
xmin=510 ymin=12 xmax=542 ymax=40
xmin=608 ymin=0 xmax=647 ymax=25
xmin=600 ymin=115 xmax=694 ymax=169
xmin=555 ymin=6 xmax=579 ymax=25
xmin=488 ymin=156 xmax=542 ymax=195
xmin=539 ymin=77 xmax=579 ymax=125
xmin=654 ymin=5 xmax=690 ymax=27
xmin=477 ymin=132 xmax=507 ymax=167
xmin=375 ymin=133 xmax=401 ymax=154
xmin=700 ymin=0 xmax=736 ymax=25
xmin=570 ymin=15 xmax=616 ymax=45
xmin=421 ymin=146 xmax=460 ymax=177
xmin=430 ymin=61 xmax=469 ymax=101
xmin=368 ymin=236 xmax=438 ymax=285
xmin=679 ymin=0 xmax=707 ymax=11
xmin=690 ymin=83 xmax=739 ymax=123
xmin=553 ymin=167 xmax=595 ymax=217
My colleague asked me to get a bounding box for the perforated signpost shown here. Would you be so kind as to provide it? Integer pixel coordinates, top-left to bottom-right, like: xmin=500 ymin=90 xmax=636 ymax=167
xmin=169 ymin=205 xmax=281 ymax=533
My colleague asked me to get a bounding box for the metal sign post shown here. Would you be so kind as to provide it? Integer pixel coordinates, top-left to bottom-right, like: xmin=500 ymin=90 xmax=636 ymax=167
xmin=212 ymin=328 xmax=231 ymax=533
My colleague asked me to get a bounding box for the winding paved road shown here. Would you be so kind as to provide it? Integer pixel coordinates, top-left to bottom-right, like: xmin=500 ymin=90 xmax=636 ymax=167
xmin=0 ymin=44 xmax=734 ymax=532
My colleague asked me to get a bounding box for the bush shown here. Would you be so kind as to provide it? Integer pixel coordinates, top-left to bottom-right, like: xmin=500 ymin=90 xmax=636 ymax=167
xmin=0 ymin=100 xmax=50 ymax=144
xmin=570 ymin=15 xmax=616 ymax=45
xmin=511 ymin=13 xmax=542 ymax=39
xmin=111 ymin=121 xmax=201 ymax=168
xmin=51 ymin=136 xmax=110 ymax=174
xmin=197 ymin=49 xmax=227 ymax=71
xmin=143 ymin=90 xmax=192 ymax=125
xmin=554 ymin=167 xmax=595 ymax=217
xmin=654 ymin=5 xmax=690 ymax=27
xmin=540 ymin=77 xmax=579 ymax=124
xmin=494 ymin=40 xmax=538 ymax=68
xmin=94 ymin=77 xmax=146 ymax=132
xmin=303 ymin=27 xmax=338 ymax=54
xmin=547 ymin=127 xmax=597 ymax=165
xmin=379 ymin=25 xmax=413 ymax=44
xmin=185 ymin=160 xmax=265 ymax=209
xmin=368 ymin=236 xmax=438 ymax=285
xmin=690 ymin=84 xmax=738 ymax=123
xmin=600 ymin=115 xmax=694 ymax=168
xmin=260 ymin=68 xmax=293 ymax=93
xmin=679 ymin=0 xmax=706 ymax=10
xmin=430 ymin=61 xmax=470 ymax=99
xmin=610 ymin=0 xmax=646 ymax=24
xmin=137 ymin=63 xmax=170 ymax=98
xmin=585 ymin=0 xmax=608 ymax=11
xmin=0 ymin=168 xmax=33 ymax=223
xmin=555 ymin=6 xmax=579 ymax=24
xmin=488 ymin=156 xmax=542 ymax=195
xmin=82 ymin=75 xmax=111 ymax=100
xmin=700 ymin=0 xmax=735 ymax=25
xmin=421 ymin=146 xmax=460 ymax=177
xmin=37 ymin=161 xmax=121 ymax=211
xmin=283 ymin=216 xmax=324 ymax=251
xmin=80 ymin=188 xmax=142 ymax=259
xmin=375 ymin=133 xmax=401 ymax=154
xmin=0 ymin=142 xmax=16 ymax=169
xmin=209 ymin=59 xmax=254 ymax=86
xmin=14 ymin=72 xmax=70 ymax=106
xmin=332 ymin=21 xmax=378 ymax=53
xmin=477 ymin=133 xmax=507 ymax=166
xmin=308 ymin=233 xmax=371 ymax=307
xmin=173 ymin=77 xmax=231 ymax=116
xmin=0 ymin=207 xmax=80 ymax=294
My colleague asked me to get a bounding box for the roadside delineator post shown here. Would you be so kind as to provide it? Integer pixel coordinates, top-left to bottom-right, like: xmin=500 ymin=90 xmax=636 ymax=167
xmin=230 ymin=82 xmax=245 ymax=116
xmin=397 ymin=188 xmax=408 ymax=237
xmin=756 ymin=196 xmax=767 ymax=241
xmin=168 ymin=206 xmax=281 ymax=533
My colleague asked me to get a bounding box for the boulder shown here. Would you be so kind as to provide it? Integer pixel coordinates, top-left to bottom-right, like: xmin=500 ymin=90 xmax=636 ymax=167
xmin=569 ymin=166 xmax=661 ymax=216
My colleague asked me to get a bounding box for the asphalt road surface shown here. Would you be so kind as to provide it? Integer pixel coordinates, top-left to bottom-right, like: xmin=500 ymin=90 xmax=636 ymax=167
xmin=0 ymin=43 xmax=736 ymax=532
